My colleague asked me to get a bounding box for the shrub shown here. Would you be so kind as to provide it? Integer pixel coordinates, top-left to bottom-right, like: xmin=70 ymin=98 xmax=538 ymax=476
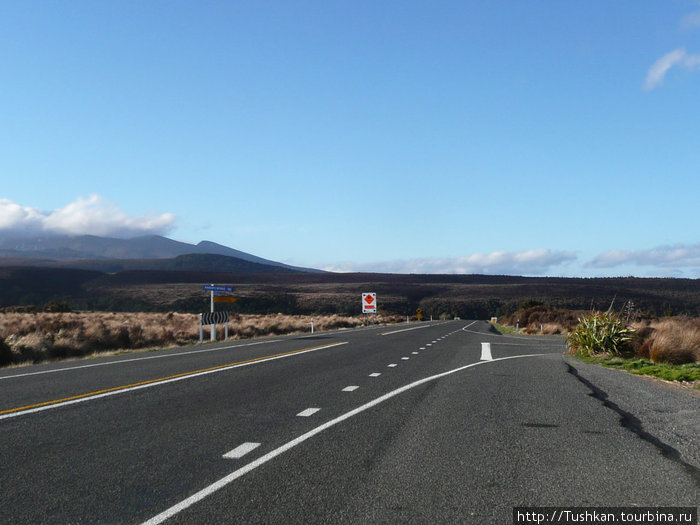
xmin=0 ymin=337 xmax=13 ymax=366
xmin=43 ymin=300 xmax=71 ymax=313
xmin=567 ymin=312 xmax=636 ymax=357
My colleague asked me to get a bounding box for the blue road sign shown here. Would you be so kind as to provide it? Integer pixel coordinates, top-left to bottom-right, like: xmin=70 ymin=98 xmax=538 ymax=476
xmin=203 ymin=285 xmax=234 ymax=292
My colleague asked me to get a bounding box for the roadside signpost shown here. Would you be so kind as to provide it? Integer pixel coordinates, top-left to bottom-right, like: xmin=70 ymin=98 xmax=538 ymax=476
xmin=362 ymin=293 xmax=377 ymax=325
xmin=214 ymin=296 xmax=237 ymax=303
xmin=362 ymin=293 xmax=377 ymax=313
xmin=203 ymin=285 xmax=235 ymax=293
xmin=201 ymin=284 xmax=235 ymax=342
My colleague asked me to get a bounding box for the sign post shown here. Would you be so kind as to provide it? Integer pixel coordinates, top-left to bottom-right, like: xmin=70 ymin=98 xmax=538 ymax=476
xmin=198 ymin=311 xmax=231 ymax=343
xmin=362 ymin=293 xmax=377 ymax=313
xmin=362 ymin=293 xmax=377 ymax=324
xmin=202 ymin=285 xmax=234 ymax=342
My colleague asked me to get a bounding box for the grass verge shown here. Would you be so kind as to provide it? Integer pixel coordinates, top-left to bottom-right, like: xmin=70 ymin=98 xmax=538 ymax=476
xmin=574 ymin=354 xmax=700 ymax=390
xmin=492 ymin=322 xmax=517 ymax=335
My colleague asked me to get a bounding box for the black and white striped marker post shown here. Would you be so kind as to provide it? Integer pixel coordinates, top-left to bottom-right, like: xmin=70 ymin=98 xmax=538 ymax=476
xmin=199 ymin=311 xmax=230 ymax=344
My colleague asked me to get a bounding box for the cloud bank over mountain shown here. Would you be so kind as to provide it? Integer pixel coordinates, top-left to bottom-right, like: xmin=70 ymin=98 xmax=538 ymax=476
xmin=0 ymin=195 xmax=175 ymax=238
xmin=322 ymin=249 xmax=577 ymax=276
xmin=587 ymin=244 xmax=700 ymax=271
xmin=1 ymin=196 xmax=697 ymax=278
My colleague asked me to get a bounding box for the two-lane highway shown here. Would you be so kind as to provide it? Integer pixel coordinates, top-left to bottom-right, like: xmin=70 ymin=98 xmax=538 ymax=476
xmin=1 ymin=321 xmax=697 ymax=523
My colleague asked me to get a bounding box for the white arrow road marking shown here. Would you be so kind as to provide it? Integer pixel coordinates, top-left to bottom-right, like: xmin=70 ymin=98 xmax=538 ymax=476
xmin=223 ymin=443 xmax=260 ymax=459
xmin=141 ymin=353 xmax=545 ymax=525
xmin=480 ymin=342 xmax=493 ymax=361
xmin=297 ymin=408 xmax=320 ymax=417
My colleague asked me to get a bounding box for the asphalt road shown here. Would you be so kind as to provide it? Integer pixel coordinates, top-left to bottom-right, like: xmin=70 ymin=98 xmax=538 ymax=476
xmin=1 ymin=320 xmax=697 ymax=524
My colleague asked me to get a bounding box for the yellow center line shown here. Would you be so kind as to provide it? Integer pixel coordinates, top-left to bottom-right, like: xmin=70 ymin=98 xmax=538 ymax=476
xmin=0 ymin=342 xmax=345 ymax=417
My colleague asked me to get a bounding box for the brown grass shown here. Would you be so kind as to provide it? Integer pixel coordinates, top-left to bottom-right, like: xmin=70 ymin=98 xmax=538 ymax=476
xmin=632 ymin=317 xmax=700 ymax=364
xmin=0 ymin=312 xmax=401 ymax=367
xmin=497 ymin=308 xmax=699 ymax=364
xmin=499 ymin=306 xmax=586 ymax=335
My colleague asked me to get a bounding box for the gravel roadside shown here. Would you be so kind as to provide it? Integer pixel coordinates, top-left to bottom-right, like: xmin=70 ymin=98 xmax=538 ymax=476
xmin=564 ymin=355 xmax=700 ymax=473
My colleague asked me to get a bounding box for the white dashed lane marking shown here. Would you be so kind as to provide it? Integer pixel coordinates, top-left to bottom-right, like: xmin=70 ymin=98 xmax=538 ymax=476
xmin=297 ymin=408 xmax=320 ymax=417
xmin=223 ymin=443 xmax=260 ymax=459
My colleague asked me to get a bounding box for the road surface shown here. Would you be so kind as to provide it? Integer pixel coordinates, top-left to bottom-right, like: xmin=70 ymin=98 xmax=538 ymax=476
xmin=1 ymin=320 xmax=697 ymax=523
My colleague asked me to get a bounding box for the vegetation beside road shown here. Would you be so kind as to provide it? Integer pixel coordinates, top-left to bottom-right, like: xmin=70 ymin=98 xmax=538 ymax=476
xmin=576 ymin=355 xmax=700 ymax=386
xmin=496 ymin=304 xmax=700 ymax=390
xmin=0 ymin=311 xmax=401 ymax=368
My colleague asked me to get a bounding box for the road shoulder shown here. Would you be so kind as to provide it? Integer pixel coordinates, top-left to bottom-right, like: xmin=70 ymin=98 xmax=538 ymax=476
xmin=564 ymin=355 xmax=700 ymax=471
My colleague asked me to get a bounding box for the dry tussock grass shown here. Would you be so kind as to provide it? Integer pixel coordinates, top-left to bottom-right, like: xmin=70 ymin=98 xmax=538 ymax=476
xmin=0 ymin=312 xmax=399 ymax=366
xmin=632 ymin=317 xmax=700 ymax=364
xmin=500 ymin=306 xmax=585 ymax=335
xmin=499 ymin=308 xmax=699 ymax=364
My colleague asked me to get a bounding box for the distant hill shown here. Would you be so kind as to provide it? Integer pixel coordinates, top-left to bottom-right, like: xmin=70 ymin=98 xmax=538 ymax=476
xmin=0 ymin=264 xmax=697 ymax=318
xmin=0 ymin=253 xmax=306 ymax=274
xmin=0 ymin=234 xmax=321 ymax=273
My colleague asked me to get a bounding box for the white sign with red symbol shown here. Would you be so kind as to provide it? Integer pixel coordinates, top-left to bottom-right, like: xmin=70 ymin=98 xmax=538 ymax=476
xmin=362 ymin=292 xmax=377 ymax=313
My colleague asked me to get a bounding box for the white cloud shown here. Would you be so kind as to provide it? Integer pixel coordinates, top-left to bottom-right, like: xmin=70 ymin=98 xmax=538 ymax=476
xmin=644 ymin=48 xmax=700 ymax=90
xmin=0 ymin=195 xmax=176 ymax=238
xmin=586 ymin=243 xmax=700 ymax=269
xmin=680 ymin=9 xmax=700 ymax=30
xmin=322 ymin=249 xmax=577 ymax=275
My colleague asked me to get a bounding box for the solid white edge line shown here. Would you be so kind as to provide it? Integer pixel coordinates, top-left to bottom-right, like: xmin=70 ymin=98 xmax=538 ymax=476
xmin=0 ymin=339 xmax=285 ymax=381
xmin=0 ymin=342 xmax=348 ymax=421
xmin=141 ymin=352 xmax=545 ymax=525
xmin=379 ymin=324 xmax=435 ymax=336
xmin=2 ymin=319 xmax=462 ymax=380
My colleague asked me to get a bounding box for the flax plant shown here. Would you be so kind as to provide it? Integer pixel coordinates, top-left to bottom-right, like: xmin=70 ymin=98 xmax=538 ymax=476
xmin=567 ymin=312 xmax=635 ymax=357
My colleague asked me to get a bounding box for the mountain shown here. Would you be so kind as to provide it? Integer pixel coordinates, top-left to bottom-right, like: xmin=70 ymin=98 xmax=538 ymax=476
xmin=0 ymin=234 xmax=322 ymax=273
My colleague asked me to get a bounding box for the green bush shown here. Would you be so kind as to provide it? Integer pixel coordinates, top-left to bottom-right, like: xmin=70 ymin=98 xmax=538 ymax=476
xmin=568 ymin=312 xmax=636 ymax=357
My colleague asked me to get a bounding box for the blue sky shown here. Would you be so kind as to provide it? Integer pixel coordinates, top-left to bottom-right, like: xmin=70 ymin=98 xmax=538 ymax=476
xmin=1 ymin=1 xmax=698 ymax=277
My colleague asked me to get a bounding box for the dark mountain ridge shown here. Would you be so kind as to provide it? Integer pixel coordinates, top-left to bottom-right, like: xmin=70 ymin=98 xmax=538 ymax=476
xmin=0 ymin=234 xmax=321 ymax=273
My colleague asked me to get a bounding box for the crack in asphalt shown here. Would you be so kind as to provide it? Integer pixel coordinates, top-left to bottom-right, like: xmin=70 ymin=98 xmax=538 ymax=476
xmin=566 ymin=362 xmax=700 ymax=489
